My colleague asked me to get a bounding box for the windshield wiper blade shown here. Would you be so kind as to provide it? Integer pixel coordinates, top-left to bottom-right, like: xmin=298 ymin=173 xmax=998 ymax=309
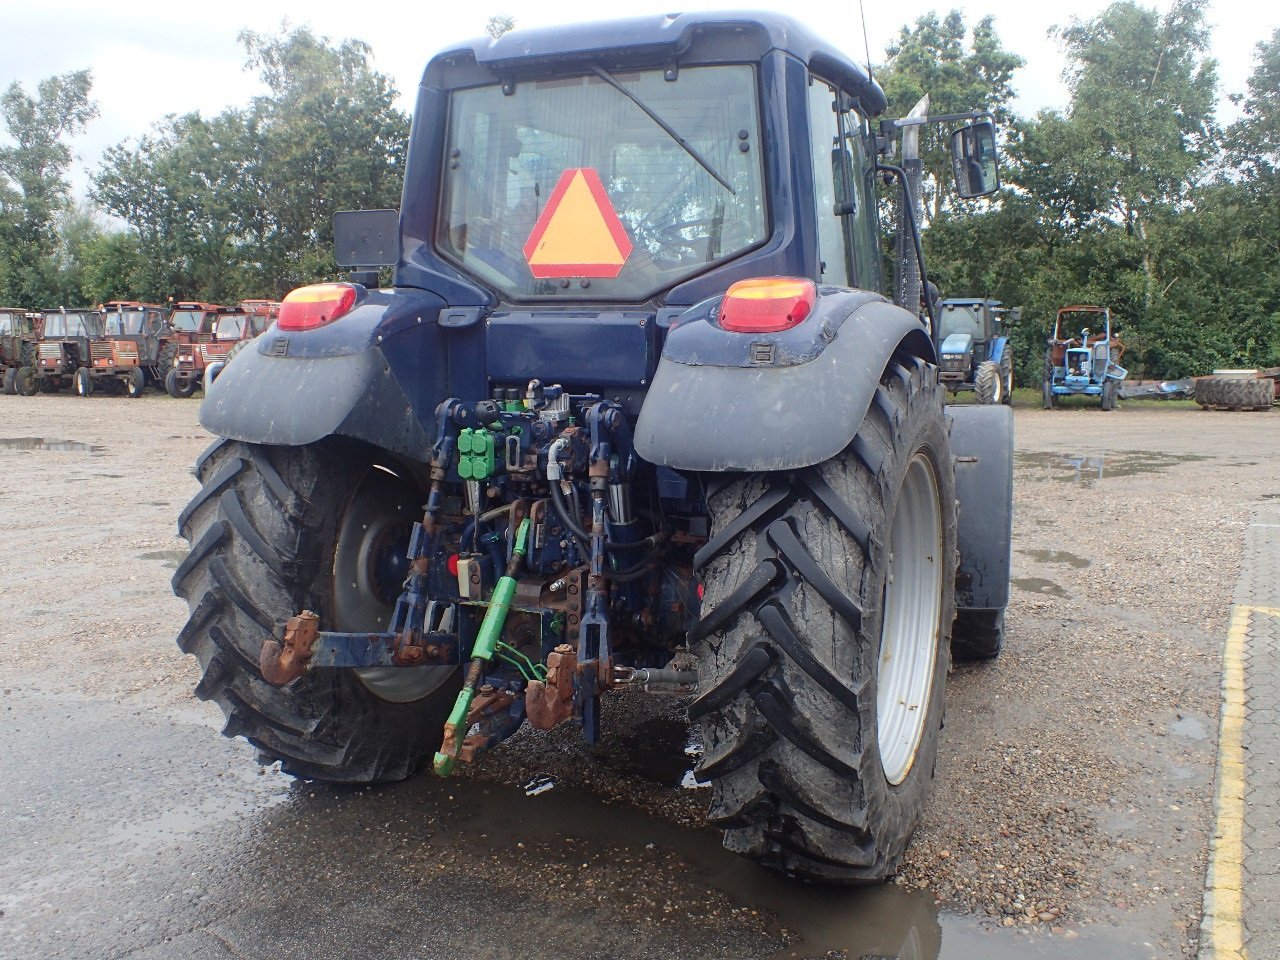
xmin=588 ymin=64 xmax=736 ymax=196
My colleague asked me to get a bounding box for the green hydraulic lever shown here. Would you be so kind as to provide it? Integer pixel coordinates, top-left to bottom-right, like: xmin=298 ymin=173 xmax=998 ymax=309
xmin=433 ymin=518 xmax=532 ymax=776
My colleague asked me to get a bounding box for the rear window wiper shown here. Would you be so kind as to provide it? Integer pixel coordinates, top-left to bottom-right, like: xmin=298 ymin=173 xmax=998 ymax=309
xmin=587 ymin=64 xmax=736 ymax=196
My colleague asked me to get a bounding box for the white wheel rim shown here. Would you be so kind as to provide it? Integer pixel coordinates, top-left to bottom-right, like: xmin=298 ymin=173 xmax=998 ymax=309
xmin=876 ymin=452 xmax=944 ymax=786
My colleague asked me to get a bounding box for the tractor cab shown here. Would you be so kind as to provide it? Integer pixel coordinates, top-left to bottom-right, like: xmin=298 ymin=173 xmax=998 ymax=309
xmin=0 ymin=307 xmax=35 ymax=394
xmin=87 ymin=302 xmax=172 ymax=397
xmin=1043 ymin=305 xmax=1127 ymax=410
xmin=936 ymin=298 xmax=1019 ymax=403
xmin=168 ymin=302 xmax=226 ymax=345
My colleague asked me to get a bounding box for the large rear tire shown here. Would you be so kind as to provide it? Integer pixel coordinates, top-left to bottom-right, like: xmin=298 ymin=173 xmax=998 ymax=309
xmin=2 ymin=368 xmax=15 ymax=394
xmin=173 ymin=438 xmax=459 ymax=783
xmin=691 ymin=356 xmax=957 ymax=882
xmin=974 ymin=360 xmax=1001 ymax=405
xmin=1000 ymin=351 xmax=1014 ymax=405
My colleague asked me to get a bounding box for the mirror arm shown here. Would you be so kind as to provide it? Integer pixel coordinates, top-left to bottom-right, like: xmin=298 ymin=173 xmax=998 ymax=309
xmin=876 ymin=161 xmax=935 ymax=337
xmin=880 ymin=110 xmax=992 ymax=137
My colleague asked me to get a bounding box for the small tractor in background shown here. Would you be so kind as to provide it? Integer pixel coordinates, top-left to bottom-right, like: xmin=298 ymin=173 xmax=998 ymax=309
xmin=167 ymin=305 xmax=274 ymax=397
xmin=84 ymin=302 xmax=173 ymax=397
xmin=180 ymin=13 xmax=1015 ymax=884
xmin=20 ymin=308 xmax=103 ymax=395
xmin=1043 ymin=305 xmax=1127 ymax=410
xmin=0 ymin=307 xmax=36 ymax=394
xmin=936 ymin=297 xmax=1019 ymax=404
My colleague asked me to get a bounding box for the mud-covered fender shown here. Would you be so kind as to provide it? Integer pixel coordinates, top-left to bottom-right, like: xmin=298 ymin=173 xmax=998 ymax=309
xmin=634 ymin=290 xmax=934 ymax=471
xmin=200 ymin=288 xmax=448 ymax=458
xmin=947 ymin=403 xmax=1013 ymax=614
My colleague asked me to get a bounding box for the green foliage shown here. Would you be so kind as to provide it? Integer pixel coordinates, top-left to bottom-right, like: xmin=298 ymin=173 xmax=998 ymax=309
xmin=90 ymin=24 xmax=408 ymax=302
xmin=0 ymin=71 xmax=97 ymax=306
xmin=485 ymin=16 xmax=516 ymax=39
xmin=878 ymin=11 xmax=1024 ymax=221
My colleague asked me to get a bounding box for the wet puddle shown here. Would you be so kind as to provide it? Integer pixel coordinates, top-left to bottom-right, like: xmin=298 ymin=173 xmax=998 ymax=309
xmin=0 ymin=436 xmax=105 ymax=454
xmin=623 ymin=715 xmax=706 ymax=789
xmin=1014 ymin=577 xmax=1066 ymax=597
xmin=140 ymin=549 xmax=187 ymax=568
xmin=1019 ymin=548 xmax=1091 ymax=568
xmin=315 ymin=776 xmax=1151 ymax=960
xmin=1016 ymin=451 xmax=1207 ymax=483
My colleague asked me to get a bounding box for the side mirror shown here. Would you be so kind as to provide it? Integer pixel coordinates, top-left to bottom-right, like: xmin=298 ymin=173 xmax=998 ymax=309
xmin=950 ymin=120 xmax=1000 ymax=199
xmin=333 ymin=209 xmax=400 ymax=268
xmin=1008 ymin=307 xmax=1022 ymax=323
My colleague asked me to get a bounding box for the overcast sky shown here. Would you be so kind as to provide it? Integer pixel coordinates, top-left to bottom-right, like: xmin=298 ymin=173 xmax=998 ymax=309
xmin=0 ymin=0 xmax=1270 ymax=198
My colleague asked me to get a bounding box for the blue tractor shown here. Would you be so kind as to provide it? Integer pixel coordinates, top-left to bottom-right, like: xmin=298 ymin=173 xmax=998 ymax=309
xmin=178 ymin=12 xmax=1014 ymax=883
xmin=1042 ymin=305 xmax=1127 ymax=410
xmin=936 ymin=297 xmax=1019 ymax=404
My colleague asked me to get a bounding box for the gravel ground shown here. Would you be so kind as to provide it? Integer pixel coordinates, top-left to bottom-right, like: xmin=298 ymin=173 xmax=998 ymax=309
xmin=1 ymin=394 xmax=1272 ymax=959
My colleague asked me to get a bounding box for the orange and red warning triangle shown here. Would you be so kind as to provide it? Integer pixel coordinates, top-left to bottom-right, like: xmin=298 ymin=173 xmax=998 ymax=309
xmin=523 ymin=168 xmax=633 ymax=279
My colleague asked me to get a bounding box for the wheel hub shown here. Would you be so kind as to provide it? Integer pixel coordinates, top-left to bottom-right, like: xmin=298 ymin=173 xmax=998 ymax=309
xmin=332 ymin=467 xmax=453 ymax=704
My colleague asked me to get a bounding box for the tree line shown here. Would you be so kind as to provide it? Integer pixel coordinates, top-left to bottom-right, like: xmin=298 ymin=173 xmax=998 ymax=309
xmin=0 ymin=3 xmax=1276 ymax=381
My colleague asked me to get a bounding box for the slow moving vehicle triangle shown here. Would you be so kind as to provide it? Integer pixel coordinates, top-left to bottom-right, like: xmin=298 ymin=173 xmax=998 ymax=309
xmin=523 ymin=168 xmax=633 ymax=279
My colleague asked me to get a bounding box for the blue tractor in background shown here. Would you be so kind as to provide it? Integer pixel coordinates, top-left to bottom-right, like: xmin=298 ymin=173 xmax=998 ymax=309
xmin=176 ymin=12 xmax=1015 ymax=883
xmin=936 ymin=297 xmax=1019 ymax=404
xmin=1043 ymin=304 xmax=1127 ymax=410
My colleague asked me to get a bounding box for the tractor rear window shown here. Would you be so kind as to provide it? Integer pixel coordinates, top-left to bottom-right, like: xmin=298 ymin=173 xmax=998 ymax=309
xmin=0 ymin=313 xmax=15 ymax=335
xmin=438 ymin=65 xmax=767 ymax=301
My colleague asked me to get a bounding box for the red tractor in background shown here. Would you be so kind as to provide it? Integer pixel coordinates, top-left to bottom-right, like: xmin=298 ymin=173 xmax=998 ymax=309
xmin=166 ymin=304 xmax=275 ymax=397
xmin=165 ymin=302 xmax=242 ymax=397
xmin=21 ymin=308 xmax=104 ymax=394
xmin=82 ymin=302 xmax=173 ymax=397
xmin=0 ymin=307 xmax=36 ymax=394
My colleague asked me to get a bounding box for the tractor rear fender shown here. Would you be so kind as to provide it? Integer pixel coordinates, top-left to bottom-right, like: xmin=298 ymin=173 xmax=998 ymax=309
xmin=634 ymin=291 xmax=935 ymax=471
xmin=947 ymin=404 xmax=1013 ymax=614
xmin=986 ymin=336 xmax=1008 ymax=363
xmin=200 ymin=288 xmax=449 ymax=458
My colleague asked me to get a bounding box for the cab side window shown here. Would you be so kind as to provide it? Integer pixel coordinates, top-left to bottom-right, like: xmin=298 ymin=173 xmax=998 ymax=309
xmin=807 ymin=79 xmax=850 ymax=286
xmin=808 ymin=77 xmax=882 ymax=292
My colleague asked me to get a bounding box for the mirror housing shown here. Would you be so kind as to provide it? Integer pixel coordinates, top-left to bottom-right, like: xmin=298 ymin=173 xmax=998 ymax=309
xmin=950 ymin=120 xmax=1000 ymax=199
xmin=333 ymin=209 xmax=400 ymax=268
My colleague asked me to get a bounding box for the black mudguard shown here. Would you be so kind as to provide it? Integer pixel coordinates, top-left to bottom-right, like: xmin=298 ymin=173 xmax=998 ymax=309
xmin=200 ymin=290 xmax=448 ymax=459
xmin=634 ymin=292 xmax=934 ymax=471
xmin=946 ymin=403 xmax=1014 ymax=615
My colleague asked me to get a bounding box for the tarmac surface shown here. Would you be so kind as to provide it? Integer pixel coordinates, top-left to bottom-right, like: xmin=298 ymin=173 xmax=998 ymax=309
xmin=0 ymin=393 xmax=1275 ymax=960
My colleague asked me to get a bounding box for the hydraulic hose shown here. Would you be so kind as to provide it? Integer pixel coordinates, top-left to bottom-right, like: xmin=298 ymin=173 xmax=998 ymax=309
xmin=549 ymin=478 xmax=659 ymax=554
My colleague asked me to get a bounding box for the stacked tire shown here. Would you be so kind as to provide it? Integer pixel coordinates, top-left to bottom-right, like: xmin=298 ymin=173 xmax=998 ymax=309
xmin=1195 ymin=377 xmax=1274 ymax=411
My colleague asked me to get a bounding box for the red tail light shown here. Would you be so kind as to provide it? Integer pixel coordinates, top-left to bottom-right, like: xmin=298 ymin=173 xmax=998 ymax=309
xmin=719 ymin=278 xmax=816 ymax=333
xmin=277 ymin=283 xmax=358 ymax=331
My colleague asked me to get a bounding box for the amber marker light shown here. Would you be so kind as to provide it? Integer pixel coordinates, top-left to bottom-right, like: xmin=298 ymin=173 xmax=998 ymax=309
xmin=277 ymin=283 xmax=359 ymax=332
xmin=719 ymin=277 xmax=817 ymax=333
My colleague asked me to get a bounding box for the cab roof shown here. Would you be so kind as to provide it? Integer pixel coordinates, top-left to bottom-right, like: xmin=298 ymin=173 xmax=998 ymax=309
xmin=433 ymin=11 xmax=886 ymax=115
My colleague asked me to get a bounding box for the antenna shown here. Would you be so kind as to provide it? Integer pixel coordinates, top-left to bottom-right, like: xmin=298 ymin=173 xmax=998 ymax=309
xmin=858 ymin=0 xmax=874 ymax=82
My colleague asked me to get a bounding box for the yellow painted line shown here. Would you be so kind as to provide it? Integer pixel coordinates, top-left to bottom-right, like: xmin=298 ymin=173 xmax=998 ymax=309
xmin=1204 ymin=604 xmax=1254 ymax=960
